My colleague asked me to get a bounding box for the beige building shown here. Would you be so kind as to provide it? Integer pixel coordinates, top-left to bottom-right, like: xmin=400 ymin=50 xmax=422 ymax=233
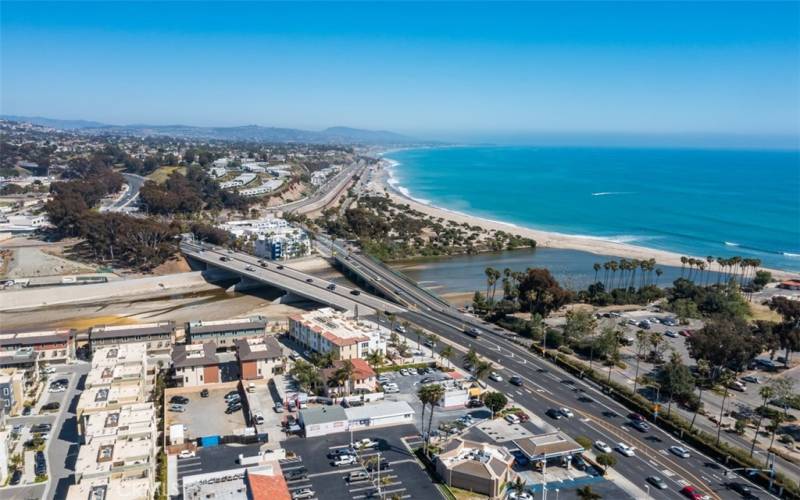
xmin=288 ymin=308 xmax=386 ymax=361
xmin=435 ymin=438 xmax=515 ymax=499
xmin=236 ymin=336 xmax=285 ymax=381
xmin=80 ymin=402 xmax=156 ymax=444
xmin=66 ymin=475 xmax=153 ymax=500
xmin=0 ymin=369 xmax=25 ymax=416
xmin=171 ymin=343 xmax=220 ymax=387
xmin=185 ymin=317 xmax=267 ymax=349
xmin=320 ymin=359 xmax=377 ymax=397
xmin=0 ymin=328 xmax=75 ymax=364
xmin=89 ymin=322 xmax=175 ymax=355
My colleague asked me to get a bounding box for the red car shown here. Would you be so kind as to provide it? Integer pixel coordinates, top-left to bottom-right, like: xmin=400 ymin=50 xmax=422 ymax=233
xmin=628 ymin=412 xmax=645 ymax=422
xmin=680 ymin=486 xmax=708 ymax=500
xmin=515 ymin=411 xmax=530 ymax=423
xmin=679 ymin=330 xmax=693 ymax=337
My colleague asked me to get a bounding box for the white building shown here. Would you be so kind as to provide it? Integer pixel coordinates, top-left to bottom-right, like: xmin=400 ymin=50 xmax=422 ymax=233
xmin=208 ymin=166 xmax=228 ymax=178
xmin=239 ymin=179 xmax=284 ymax=197
xmin=310 ymin=165 xmax=342 ymax=186
xmin=219 ymin=173 xmax=257 ymax=190
xmin=288 ymin=308 xmax=387 ymax=361
xmin=219 ymin=218 xmax=310 ymax=261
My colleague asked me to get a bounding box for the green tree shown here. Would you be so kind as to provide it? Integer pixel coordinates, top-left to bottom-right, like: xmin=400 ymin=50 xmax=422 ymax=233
xmin=439 ymin=345 xmax=454 ymax=369
xmin=474 ymin=360 xmax=493 ymax=383
xmin=563 ymin=309 xmax=597 ymax=345
xmin=577 ymin=486 xmax=602 ymax=500
xmin=290 ymin=360 xmax=322 ymax=393
xmin=657 ymin=352 xmax=695 ymax=416
xmin=575 ymin=436 xmax=593 ymax=450
xmin=715 ymin=369 xmax=736 ymax=445
xmin=689 ymin=359 xmax=710 ymax=433
xmin=483 ymin=391 xmax=508 ymax=416
xmin=463 ymin=347 xmax=479 ymax=369
xmin=595 ymin=453 xmax=616 ymax=472
xmin=765 ymin=412 xmax=786 ymax=465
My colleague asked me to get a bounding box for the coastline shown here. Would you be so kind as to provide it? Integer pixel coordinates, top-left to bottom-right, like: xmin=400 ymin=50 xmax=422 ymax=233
xmin=372 ymin=157 xmax=796 ymax=281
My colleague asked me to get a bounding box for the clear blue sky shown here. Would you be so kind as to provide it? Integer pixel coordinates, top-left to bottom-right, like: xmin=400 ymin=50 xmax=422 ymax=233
xmin=2 ymin=1 xmax=798 ymax=144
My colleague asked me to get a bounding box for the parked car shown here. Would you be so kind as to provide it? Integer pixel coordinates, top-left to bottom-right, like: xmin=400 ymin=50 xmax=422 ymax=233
xmin=616 ymin=442 xmax=635 ymax=457
xmin=224 ymin=391 xmax=240 ymax=401
xmin=545 ymin=408 xmax=563 ymax=420
xmin=328 ymin=447 xmax=356 ymax=459
xmin=31 ymin=423 xmax=51 ymax=434
xmin=665 ymin=330 xmax=679 ymax=338
xmin=274 ymin=402 xmax=284 ymax=413
xmin=669 ymin=446 xmax=691 ymax=458
xmin=355 ymin=438 xmax=380 ymax=449
xmin=22 ymin=406 xmax=32 ymax=416
xmin=200 ymin=389 xmax=209 ymax=398
xmin=507 ymin=492 xmax=533 ymax=500
xmin=291 ymin=488 xmax=315 ymax=500
xmin=572 ymin=455 xmax=588 ymax=471
xmin=170 ymin=396 xmax=190 ymax=405
xmin=647 ymin=476 xmax=668 ymax=489
xmin=178 ymin=450 xmax=196 ymax=459
xmin=284 ymin=468 xmax=308 ymax=481
xmin=169 ymin=404 xmax=186 ymax=412
xmin=41 ymin=402 xmax=60 ymax=412
xmin=509 ymin=376 xmax=524 ymax=386
xmin=729 ymin=381 xmax=747 ymax=392
xmin=35 ymin=451 xmax=46 ymax=475
xmin=741 ymin=375 xmax=761 ymax=384
xmin=332 ymin=454 xmax=357 ymax=467
xmin=467 ymin=398 xmax=483 ymax=408
xmin=347 ymin=470 xmax=370 ymax=482
xmin=366 ymin=458 xmax=389 ymax=472
xmin=504 ymin=414 xmax=521 ymax=424
xmin=489 ymin=372 xmax=503 ymax=382
xmin=510 ymin=449 xmax=530 ymax=467
xmin=559 ymin=407 xmax=574 ymax=418
xmin=225 ymin=403 xmax=242 ymax=414
xmin=9 ymin=469 xmax=22 ymax=485
xmin=638 ymin=321 xmax=651 ymax=329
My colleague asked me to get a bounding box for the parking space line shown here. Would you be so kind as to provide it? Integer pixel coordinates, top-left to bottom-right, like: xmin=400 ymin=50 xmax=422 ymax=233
xmin=308 ymin=467 xmax=363 ymax=478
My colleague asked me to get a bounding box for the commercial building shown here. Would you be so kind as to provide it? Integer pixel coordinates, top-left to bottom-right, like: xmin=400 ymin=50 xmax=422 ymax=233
xmin=182 ymin=463 xmax=290 ymax=500
xmin=299 ymin=405 xmax=348 ymax=438
xmin=0 ymin=328 xmax=75 ymax=363
xmin=89 ymin=322 xmax=175 ymax=355
xmin=218 ymin=217 xmax=310 ymax=260
xmin=435 ymin=438 xmax=515 ymax=499
xmin=66 ymin=476 xmax=154 ymax=500
xmin=220 ymin=173 xmax=257 ymax=189
xmin=288 ymin=308 xmax=387 ymax=361
xmin=185 ymin=317 xmax=267 ymax=349
xmin=298 ymin=400 xmax=415 ymax=438
xmin=236 ymin=336 xmax=285 ymax=380
xmin=0 ymin=369 xmax=25 ymax=416
xmin=320 ymin=358 xmax=377 ymax=397
xmin=512 ymin=431 xmax=584 ymax=466
xmin=171 ymin=342 xmax=220 ymax=387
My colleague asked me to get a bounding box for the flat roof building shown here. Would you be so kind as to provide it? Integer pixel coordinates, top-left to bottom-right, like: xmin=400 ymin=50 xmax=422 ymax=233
xmin=236 ymin=336 xmax=285 ymax=381
xmin=435 ymin=438 xmax=515 ymax=499
xmin=512 ymin=431 xmax=584 ymax=463
xmin=66 ymin=475 xmax=153 ymax=500
xmin=80 ymin=402 xmax=156 ymax=445
xmin=172 ymin=342 xmax=220 ymax=387
xmin=182 ymin=463 xmax=290 ymax=500
xmin=185 ymin=317 xmax=267 ymax=350
xmin=0 ymin=328 xmax=75 ymax=363
xmin=288 ymin=308 xmax=387 ymax=361
xmin=89 ymin=322 xmax=174 ymax=354
xmin=299 ymin=405 xmax=348 ymax=438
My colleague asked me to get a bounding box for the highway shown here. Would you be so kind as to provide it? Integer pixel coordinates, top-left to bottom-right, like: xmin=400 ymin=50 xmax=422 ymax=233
xmin=102 ymin=173 xmax=146 ymax=212
xmin=266 ymin=162 xmax=366 ymax=215
xmin=179 ymin=240 xmax=403 ymax=316
xmin=322 ymin=240 xmax=780 ymax=500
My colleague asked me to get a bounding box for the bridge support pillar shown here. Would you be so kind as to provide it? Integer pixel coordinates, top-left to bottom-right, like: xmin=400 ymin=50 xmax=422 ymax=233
xmin=275 ymin=292 xmax=305 ymax=305
xmin=226 ymin=276 xmax=267 ymax=293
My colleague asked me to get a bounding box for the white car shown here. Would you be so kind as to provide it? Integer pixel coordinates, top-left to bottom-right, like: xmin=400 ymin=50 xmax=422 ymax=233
xmin=504 ymin=414 xmax=521 ymax=424
xmin=43 ymin=367 xmax=56 ymax=374
xmin=507 ymin=491 xmax=533 ymax=500
xmin=355 ymin=438 xmax=379 ymax=449
xmin=559 ymin=407 xmax=574 ymax=418
xmin=399 ymin=369 xmax=408 ymax=376
xmin=178 ymin=450 xmax=196 ymax=459
xmin=489 ymin=372 xmax=503 ymax=382
xmin=665 ymin=330 xmax=679 ymax=338
xmin=594 ymin=441 xmax=612 ymax=454
xmin=616 ymin=442 xmax=635 ymax=457
xmin=669 ymin=446 xmax=690 ymax=458
xmin=332 ymin=454 xmax=357 ymax=466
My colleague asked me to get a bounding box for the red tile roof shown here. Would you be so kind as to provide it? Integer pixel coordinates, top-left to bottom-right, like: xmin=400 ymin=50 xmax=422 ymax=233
xmin=247 ymin=468 xmax=291 ymax=500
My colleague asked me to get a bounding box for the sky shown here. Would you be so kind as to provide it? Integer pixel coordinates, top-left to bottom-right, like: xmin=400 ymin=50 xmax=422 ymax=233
xmin=1 ymin=1 xmax=799 ymax=146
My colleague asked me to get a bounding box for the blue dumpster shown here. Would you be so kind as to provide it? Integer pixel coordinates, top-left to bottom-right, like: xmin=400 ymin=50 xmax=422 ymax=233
xmin=199 ymin=435 xmax=220 ymax=447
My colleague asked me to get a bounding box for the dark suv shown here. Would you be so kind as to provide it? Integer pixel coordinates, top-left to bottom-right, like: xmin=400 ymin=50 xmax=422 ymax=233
xmin=35 ymin=451 xmax=46 ymax=476
xmin=284 ymin=467 xmax=308 ymax=481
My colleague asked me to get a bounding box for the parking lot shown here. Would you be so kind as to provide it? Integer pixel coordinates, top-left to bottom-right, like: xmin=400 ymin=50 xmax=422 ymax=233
xmin=173 ymin=442 xmax=264 ymax=497
xmin=165 ymin=385 xmax=248 ymax=440
xmin=281 ymin=425 xmax=440 ymax=500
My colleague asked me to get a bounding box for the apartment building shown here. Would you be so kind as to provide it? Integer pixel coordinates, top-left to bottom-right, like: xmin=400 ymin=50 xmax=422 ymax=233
xmin=77 ymin=344 xmax=148 ymax=427
xmin=288 ymin=308 xmax=387 ymax=361
xmin=66 ymin=475 xmax=153 ymax=500
xmin=88 ymin=322 xmax=175 ymax=355
xmin=185 ymin=317 xmax=267 ymax=349
xmin=236 ymin=336 xmax=285 ymax=381
xmin=80 ymin=402 xmax=156 ymax=445
xmin=320 ymin=359 xmax=376 ymax=397
xmin=0 ymin=328 xmax=75 ymax=363
xmin=0 ymin=369 xmax=25 ymax=416
xmin=171 ymin=342 xmax=220 ymax=387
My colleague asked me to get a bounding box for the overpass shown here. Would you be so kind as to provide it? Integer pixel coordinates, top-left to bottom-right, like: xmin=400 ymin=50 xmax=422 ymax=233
xmin=179 ymin=240 xmax=403 ymax=316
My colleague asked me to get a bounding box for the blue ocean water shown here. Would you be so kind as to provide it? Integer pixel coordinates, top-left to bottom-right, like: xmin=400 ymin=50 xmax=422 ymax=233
xmin=386 ymin=146 xmax=800 ymax=272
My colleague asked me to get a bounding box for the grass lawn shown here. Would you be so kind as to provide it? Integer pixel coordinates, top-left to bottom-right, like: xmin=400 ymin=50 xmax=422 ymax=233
xmin=147 ymin=166 xmax=185 ymax=183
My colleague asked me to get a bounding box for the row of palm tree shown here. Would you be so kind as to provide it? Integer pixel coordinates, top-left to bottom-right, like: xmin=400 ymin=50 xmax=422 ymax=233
xmin=417 ymin=383 xmax=446 ymax=454
xmin=680 ymin=255 xmax=762 ymax=286
xmin=592 ymin=258 xmax=661 ymax=290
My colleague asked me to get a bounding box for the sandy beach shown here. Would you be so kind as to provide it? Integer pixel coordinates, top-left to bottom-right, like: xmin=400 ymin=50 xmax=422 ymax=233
xmin=370 ymin=159 xmax=795 ymax=281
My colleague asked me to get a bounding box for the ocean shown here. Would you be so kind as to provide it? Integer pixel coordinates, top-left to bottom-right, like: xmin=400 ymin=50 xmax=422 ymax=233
xmin=386 ymin=146 xmax=800 ymax=273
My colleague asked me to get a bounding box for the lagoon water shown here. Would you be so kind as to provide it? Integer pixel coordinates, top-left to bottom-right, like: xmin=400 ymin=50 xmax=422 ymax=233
xmin=387 ymin=146 xmax=800 ymax=272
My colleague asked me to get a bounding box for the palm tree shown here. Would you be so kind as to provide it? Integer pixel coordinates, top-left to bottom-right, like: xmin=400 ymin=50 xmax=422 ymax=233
xmin=415 ymin=328 xmax=424 ymax=351
xmin=418 ymin=384 xmax=445 ymax=453
xmin=427 ymin=333 xmax=438 ymax=362
xmin=577 ymin=486 xmax=602 ymax=500
xmin=765 ymin=412 xmax=786 ymax=465
xmin=593 ymin=262 xmax=601 ymax=283
xmin=751 ymin=384 xmax=775 ymax=456
xmin=463 ymin=347 xmax=479 ymax=369
xmin=632 ymin=329 xmax=648 ymax=394
xmin=716 ymin=369 xmax=736 ymax=445
xmin=485 ymin=267 xmax=497 ymax=304
xmin=365 ymin=350 xmax=385 ymax=369
xmin=689 ymin=359 xmax=710 ymax=433
xmin=416 ymin=385 xmax=429 ymax=443
xmin=330 ymin=360 xmax=355 ymax=395
xmin=680 ymin=256 xmax=688 ymax=277
xmin=440 ymin=345 xmax=454 ymax=370
xmin=426 ymin=384 xmax=445 ymax=450
xmin=511 ymin=477 xmax=527 ymax=496
xmin=474 ymin=360 xmax=493 ymax=383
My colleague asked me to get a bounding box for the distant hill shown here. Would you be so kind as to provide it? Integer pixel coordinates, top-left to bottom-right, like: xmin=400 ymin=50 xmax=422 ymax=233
xmin=1 ymin=115 xmax=427 ymax=145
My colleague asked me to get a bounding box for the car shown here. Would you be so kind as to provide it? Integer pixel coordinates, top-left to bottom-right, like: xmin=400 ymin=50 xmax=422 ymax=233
xmin=305 ymin=278 xmax=313 ymax=283
xmin=423 ymin=339 xmax=434 ymax=347
xmin=200 ymin=388 xmax=209 ymax=398
xmin=291 ymin=488 xmax=315 ymax=500
xmin=245 ymin=265 xmax=255 ymax=271
xmin=489 ymin=372 xmax=503 ymax=382
xmin=225 ymin=403 xmax=242 ymax=413
xmin=742 ymin=375 xmax=761 ymax=384
xmin=354 ymin=438 xmax=380 ymax=449
xmin=284 ymin=468 xmax=308 ymax=481
xmin=572 ymin=455 xmax=588 ymax=471
xmin=515 ymin=411 xmax=530 ymax=423
xmin=399 ymin=368 xmax=408 ymax=376
xmin=41 ymin=402 xmax=60 ymax=412
xmin=638 ymin=320 xmax=651 ymax=329
xmin=43 ymin=366 xmax=56 ymax=374
xmin=328 ymin=447 xmax=356 ymax=459
xmin=727 ymin=482 xmax=753 ymax=497
xmin=729 ymin=380 xmax=747 ymax=392
xmin=507 ymin=492 xmax=534 ymax=500
xmin=559 ymin=407 xmax=574 ymax=418
xmin=224 ymin=390 xmax=240 ymax=400
xmin=348 ymin=470 xmax=370 ymax=482
xmin=628 ymin=412 xmax=645 ymax=422
xmin=631 ymin=420 xmax=650 ymax=432
xmin=349 ymin=289 xmax=361 ymax=295
xmin=407 ymin=368 xmax=419 ymax=375
xmin=288 ymin=400 xmax=297 ymax=411
xmin=383 ymin=385 xmax=400 ymax=394
xmin=594 ymin=440 xmax=612 ymax=453
xmin=510 ymin=449 xmax=530 ymax=467
xmin=680 ymin=485 xmax=709 ymax=500
xmin=332 ymin=454 xmax=357 ymax=466
xmin=277 ymin=265 xmax=284 ymax=270
xmin=467 ymin=398 xmax=483 ymax=408
xmin=9 ymin=469 xmax=22 ymax=485
xmin=220 ymin=256 xmax=229 ymax=262
xmin=169 ymin=404 xmax=186 ymax=412
xmin=647 ymin=476 xmax=668 ymax=490
xmin=274 ymin=402 xmax=284 ymax=413
xmin=366 ymin=458 xmax=389 ymax=472
xmin=669 ymin=446 xmax=691 ymax=458
xmin=545 ymin=408 xmax=562 ymax=420
xmin=504 ymin=414 xmax=521 ymax=424
xmin=178 ymin=450 xmax=196 ymax=459
xmin=627 ymin=319 xmax=638 ymax=325
xmin=396 ymin=325 xmax=407 ymax=333
xmin=679 ymin=330 xmax=692 ymax=337
xmin=31 ymin=423 xmax=51 ymax=434
xmin=509 ymin=376 xmax=524 ymax=386
xmin=616 ymin=442 xmax=635 ymax=456
xmin=327 ymin=283 xmax=336 ymax=290
xmin=170 ymin=396 xmax=190 ymax=405
xmin=49 ymin=385 xmax=66 ymax=393
xmin=35 ymin=451 xmax=46 ymax=475
xmin=665 ymin=330 xmax=679 ymax=338
xmin=377 ymin=375 xmax=391 ymax=383
xmin=22 ymin=406 xmax=32 ymax=416
xmin=253 ymin=412 xmax=265 ymax=425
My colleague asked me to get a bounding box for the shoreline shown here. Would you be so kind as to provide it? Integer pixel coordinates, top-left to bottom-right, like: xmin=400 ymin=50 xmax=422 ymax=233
xmin=372 ymin=157 xmax=796 ymax=281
